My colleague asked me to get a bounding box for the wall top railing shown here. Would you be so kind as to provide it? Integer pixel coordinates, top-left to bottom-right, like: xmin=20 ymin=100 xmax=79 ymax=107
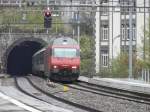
xmin=138 ymin=69 xmax=150 ymax=83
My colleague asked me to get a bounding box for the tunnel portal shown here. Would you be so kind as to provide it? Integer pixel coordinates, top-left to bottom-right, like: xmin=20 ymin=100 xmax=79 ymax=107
xmin=5 ymin=38 xmax=47 ymax=76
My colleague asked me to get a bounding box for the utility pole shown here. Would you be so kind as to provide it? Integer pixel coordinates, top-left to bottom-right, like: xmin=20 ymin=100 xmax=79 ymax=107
xmin=47 ymin=0 xmax=49 ymax=6
xmin=46 ymin=0 xmax=50 ymax=34
xmin=19 ymin=0 xmax=22 ymax=8
xmin=70 ymin=0 xmax=74 ymax=38
xmin=149 ymin=0 xmax=150 ymax=60
xmin=128 ymin=0 xmax=133 ymax=79
xmin=77 ymin=11 xmax=80 ymax=45
xmin=144 ymin=0 xmax=146 ymax=60
xmin=95 ymin=0 xmax=100 ymax=73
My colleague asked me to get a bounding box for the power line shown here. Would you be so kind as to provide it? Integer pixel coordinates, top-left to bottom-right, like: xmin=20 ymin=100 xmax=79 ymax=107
xmin=0 ymin=3 xmax=149 ymax=8
xmin=22 ymin=7 xmax=150 ymax=13
xmin=1 ymin=6 xmax=150 ymax=13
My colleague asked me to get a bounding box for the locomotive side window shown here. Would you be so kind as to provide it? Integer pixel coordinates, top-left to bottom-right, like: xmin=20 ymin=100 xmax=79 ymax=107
xmin=37 ymin=54 xmax=40 ymax=64
xmin=39 ymin=51 xmax=44 ymax=64
xmin=49 ymin=48 xmax=52 ymax=55
xmin=33 ymin=56 xmax=38 ymax=65
xmin=53 ymin=48 xmax=78 ymax=58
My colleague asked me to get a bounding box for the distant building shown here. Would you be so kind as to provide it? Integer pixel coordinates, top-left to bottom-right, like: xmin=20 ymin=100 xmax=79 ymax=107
xmin=95 ymin=0 xmax=150 ymax=73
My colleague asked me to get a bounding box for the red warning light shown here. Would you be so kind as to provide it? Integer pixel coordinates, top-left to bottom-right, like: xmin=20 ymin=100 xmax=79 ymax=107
xmin=44 ymin=7 xmax=52 ymax=17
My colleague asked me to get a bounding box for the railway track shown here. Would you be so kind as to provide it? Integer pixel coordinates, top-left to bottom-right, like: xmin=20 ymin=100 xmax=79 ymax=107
xmin=14 ymin=76 xmax=150 ymax=112
xmin=65 ymin=80 xmax=150 ymax=105
xmin=26 ymin=76 xmax=150 ymax=112
xmin=15 ymin=76 xmax=102 ymax=112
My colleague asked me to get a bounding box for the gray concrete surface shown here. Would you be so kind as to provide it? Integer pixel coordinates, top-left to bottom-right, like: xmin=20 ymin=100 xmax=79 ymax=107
xmin=79 ymin=76 xmax=150 ymax=94
xmin=0 ymin=96 xmax=29 ymax=112
xmin=0 ymin=86 xmax=73 ymax=112
xmin=0 ymin=74 xmax=4 ymax=78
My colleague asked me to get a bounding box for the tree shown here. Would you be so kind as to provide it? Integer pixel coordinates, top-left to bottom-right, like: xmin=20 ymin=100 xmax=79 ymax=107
xmin=110 ymin=52 xmax=143 ymax=78
xmin=145 ymin=33 xmax=150 ymax=68
xmin=142 ymin=20 xmax=150 ymax=68
xmin=80 ymin=35 xmax=94 ymax=76
xmin=111 ymin=53 xmax=128 ymax=78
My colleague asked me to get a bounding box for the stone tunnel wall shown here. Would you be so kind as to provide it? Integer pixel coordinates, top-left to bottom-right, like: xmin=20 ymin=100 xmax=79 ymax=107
xmin=0 ymin=33 xmax=55 ymax=73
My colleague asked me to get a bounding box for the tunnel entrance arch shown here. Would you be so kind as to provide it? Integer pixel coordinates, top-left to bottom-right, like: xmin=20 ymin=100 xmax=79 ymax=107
xmin=3 ymin=37 xmax=47 ymax=76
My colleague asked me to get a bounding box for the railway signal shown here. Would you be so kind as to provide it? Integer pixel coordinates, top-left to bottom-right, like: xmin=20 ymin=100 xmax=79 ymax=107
xmin=44 ymin=7 xmax=52 ymax=28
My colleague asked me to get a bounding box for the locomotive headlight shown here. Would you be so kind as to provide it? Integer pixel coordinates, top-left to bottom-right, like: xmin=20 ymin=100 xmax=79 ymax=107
xmin=72 ymin=66 xmax=77 ymax=73
xmin=53 ymin=65 xmax=58 ymax=69
xmin=72 ymin=66 xmax=77 ymax=69
xmin=53 ymin=65 xmax=59 ymax=73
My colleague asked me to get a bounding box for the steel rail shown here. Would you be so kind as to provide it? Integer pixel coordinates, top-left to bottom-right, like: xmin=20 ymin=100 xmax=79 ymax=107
xmin=14 ymin=77 xmax=45 ymax=112
xmin=67 ymin=81 xmax=150 ymax=105
xmin=25 ymin=77 xmax=103 ymax=112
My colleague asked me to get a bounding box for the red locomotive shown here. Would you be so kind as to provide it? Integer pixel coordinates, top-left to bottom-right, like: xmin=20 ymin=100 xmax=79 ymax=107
xmin=32 ymin=37 xmax=80 ymax=81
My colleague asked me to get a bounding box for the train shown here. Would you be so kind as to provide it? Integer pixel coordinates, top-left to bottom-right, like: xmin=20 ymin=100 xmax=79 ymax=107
xmin=32 ymin=37 xmax=80 ymax=82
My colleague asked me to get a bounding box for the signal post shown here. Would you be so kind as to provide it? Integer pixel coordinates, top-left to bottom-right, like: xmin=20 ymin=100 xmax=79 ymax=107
xmin=44 ymin=7 xmax=52 ymax=33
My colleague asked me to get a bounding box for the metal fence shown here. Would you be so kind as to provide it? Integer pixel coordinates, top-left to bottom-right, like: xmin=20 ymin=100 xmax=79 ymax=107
xmin=141 ymin=69 xmax=150 ymax=83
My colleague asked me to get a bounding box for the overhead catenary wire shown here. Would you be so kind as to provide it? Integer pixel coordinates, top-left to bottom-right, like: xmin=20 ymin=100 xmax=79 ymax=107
xmin=1 ymin=8 xmax=150 ymax=13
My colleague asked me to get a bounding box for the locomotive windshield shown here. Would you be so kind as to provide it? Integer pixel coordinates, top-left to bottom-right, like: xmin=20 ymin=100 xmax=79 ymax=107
xmin=53 ymin=48 xmax=79 ymax=58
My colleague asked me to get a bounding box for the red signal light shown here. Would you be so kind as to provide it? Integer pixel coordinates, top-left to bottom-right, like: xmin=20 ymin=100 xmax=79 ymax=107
xmin=44 ymin=7 xmax=52 ymax=17
xmin=45 ymin=11 xmax=51 ymax=17
xmin=44 ymin=7 xmax=52 ymax=28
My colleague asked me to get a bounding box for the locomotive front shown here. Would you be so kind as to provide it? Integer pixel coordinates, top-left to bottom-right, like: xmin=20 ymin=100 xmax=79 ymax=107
xmin=48 ymin=37 xmax=80 ymax=81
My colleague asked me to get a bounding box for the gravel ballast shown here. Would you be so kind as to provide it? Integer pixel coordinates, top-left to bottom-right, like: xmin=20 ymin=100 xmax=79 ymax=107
xmin=29 ymin=76 xmax=150 ymax=112
xmin=17 ymin=77 xmax=88 ymax=112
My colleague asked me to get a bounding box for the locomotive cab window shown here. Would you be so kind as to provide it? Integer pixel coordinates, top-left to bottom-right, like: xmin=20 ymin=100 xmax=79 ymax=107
xmin=53 ymin=48 xmax=79 ymax=58
xmin=49 ymin=48 xmax=52 ymax=55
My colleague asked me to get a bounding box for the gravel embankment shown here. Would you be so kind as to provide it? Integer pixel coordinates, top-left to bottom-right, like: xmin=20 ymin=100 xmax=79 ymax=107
xmin=29 ymin=76 xmax=150 ymax=112
xmin=17 ymin=77 xmax=88 ymax=112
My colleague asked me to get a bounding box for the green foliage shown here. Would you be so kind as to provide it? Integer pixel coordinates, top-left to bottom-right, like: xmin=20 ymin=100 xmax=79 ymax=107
xmin=99 ymin=68 xmax=113 ymax=78
xmin=1 ymin=9 xmax=21 ymax=24
xmin=98 ymin=52 xmax=144 ymax=78
xmin=96 ymin=53 xmax=130 ymax=78
xmin=51 ymin=17 xmax=65 ymax=33
xmin=80 ymin=35 xmax=94 ymax=76
xmin=111 ymin=52 xmax=132 ymax=78
xmin=26 ymin=11 xmax=43 ymax=24
xmin=0 ymin=8 xmax=66 ymax=33
xmin=143 ymin=26 xmax=150 ymax=68
xmin=110 ymin=53 xmax=144 ymax=78
xmin=136 ymin=19 xmax=150 ymax=69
